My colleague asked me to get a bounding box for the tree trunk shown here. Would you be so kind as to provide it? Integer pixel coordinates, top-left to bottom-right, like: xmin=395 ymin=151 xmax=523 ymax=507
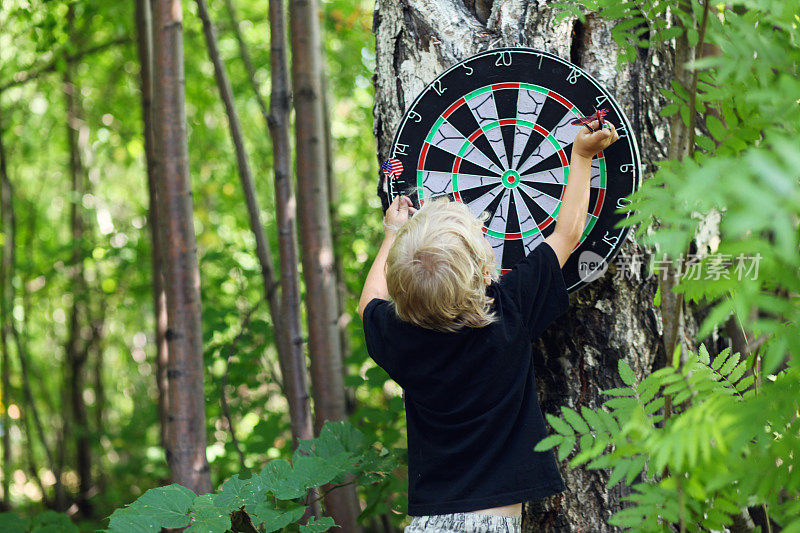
xmin=0 ymin=106 xmax=13 ymax=511
xmin=63 ymin=29 xmax=93 ymax=514
xmin=136 ymin=0 xmax=170 ymax=451
xmin=264 ymin=0 xmax=317 ymax=452
xmin=373 ymin=2 xmax=673 ymax=531
xmin=289 ymin=0 xmax=362 ymax=529
xmin=151 ymin=0 xmax=213 ymax=495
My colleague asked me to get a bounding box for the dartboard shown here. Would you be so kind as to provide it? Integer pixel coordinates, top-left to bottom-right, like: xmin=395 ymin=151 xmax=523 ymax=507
xmin=382 ymin=48 xmax=641 ymax=293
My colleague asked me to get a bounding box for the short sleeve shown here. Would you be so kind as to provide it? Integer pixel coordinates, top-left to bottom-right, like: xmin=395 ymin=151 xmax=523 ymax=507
xmin=361 ymin=298 xmax=397 ymax=376
xmin=497 ymin=241 xmax=570 ymax=340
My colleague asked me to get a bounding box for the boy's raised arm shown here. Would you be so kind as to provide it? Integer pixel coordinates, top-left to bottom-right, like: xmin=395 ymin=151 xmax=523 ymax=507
xmin=358 ymin=195 xmax=417 ymax=320
xmin=544 ymin=120 xmax=619 ymax=268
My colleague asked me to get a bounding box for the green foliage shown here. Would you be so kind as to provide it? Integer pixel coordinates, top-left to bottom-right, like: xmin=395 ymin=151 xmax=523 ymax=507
xmin=104 ymin=421 xmax=398 ymax=532
xmin=536 ymin=346 xmax=800 ymax=531
xmin=544 ymin=0 xmax=800 ymax=529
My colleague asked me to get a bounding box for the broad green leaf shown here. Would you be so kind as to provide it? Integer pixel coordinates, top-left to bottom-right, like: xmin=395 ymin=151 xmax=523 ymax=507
xmin=292 ymin=455 xmax=340 ymax=489
xmin=249 ymin=504 xmax=305 ymax=533
xmin=214 ymin=473 xmax=269 ymax=513
xmin=300 ymin=516 xmax=338 ymax=532
xmin=187 ymin=495 xmax=231 ymax=533
xmin=106 ymin=507 xmax=161 ymax=533
xmin=261 ymin=459 xmax=308 ymax=500
xmin=133 ymin=484 xmax=195 ymax=528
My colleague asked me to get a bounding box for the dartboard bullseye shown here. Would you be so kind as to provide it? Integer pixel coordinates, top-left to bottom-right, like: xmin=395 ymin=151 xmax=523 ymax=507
xmin=380 ymin=48 xmax=641 ymax=293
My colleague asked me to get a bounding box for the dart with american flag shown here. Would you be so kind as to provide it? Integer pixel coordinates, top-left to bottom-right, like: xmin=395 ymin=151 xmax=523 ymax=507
xmin=381 ymin=158 xmax=404 ymax=179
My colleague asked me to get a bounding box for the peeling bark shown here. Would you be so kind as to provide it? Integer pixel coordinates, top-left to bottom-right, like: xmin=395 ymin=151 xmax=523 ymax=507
xmin=373 ymin=1 xmax=674 ymax=530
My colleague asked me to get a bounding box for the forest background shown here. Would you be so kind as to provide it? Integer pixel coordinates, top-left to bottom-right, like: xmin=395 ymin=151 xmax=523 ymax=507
xmin=0 ymin=0 xmax=799 ymax=532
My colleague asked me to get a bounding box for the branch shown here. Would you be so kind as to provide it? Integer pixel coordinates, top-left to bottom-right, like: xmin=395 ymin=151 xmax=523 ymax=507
xmin=0 ymin=36 xmax=131 ymax=93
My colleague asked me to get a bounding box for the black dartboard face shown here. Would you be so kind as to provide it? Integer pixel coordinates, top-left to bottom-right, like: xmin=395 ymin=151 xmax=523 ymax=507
xmin=383 ymin=48 xmax=641 ymax=293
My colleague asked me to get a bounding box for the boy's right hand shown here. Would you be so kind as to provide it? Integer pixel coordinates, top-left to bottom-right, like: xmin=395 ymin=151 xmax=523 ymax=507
xmin=383 ymin=195 xmax=417 ymax=236
xmin=573 ymin=120 xmax=619 ymax=159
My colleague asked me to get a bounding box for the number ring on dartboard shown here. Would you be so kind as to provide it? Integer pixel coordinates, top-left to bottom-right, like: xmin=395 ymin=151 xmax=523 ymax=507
xmin=381 ymin=48 xmax=641 ymax=293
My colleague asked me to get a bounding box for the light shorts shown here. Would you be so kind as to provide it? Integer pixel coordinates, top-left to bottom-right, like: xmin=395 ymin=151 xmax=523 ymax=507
xmin=404 ymin=512 xmax=522 ymax=533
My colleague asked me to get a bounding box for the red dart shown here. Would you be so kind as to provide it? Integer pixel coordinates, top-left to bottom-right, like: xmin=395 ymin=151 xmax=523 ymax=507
xmin=570 ymin=108 xmax=609 ymax=132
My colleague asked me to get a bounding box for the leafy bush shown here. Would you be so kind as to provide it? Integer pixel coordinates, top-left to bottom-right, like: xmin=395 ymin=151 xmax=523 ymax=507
xmin=103 ymin=420 xmax=399 ymax=533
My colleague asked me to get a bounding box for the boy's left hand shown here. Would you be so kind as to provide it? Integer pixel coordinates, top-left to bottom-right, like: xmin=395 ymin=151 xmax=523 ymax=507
xmin=383 ymin=195 xmax=417 ymax=236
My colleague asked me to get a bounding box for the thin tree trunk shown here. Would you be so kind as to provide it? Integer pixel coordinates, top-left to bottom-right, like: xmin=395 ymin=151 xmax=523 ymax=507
xmin=224 ymin=0 xmax=315 ymax=451
xmin=64 ymin=25 xmax=93 ymax=513
xmin=222 ymin=0 xmax=270 ymax=125
xmin=135 ymin=0 xmax=170 ymax=450
xmin=151 ymin=0 xmax=213 ymax=495
xmin=266 ymin=0 xmax=321 ymax=519
xmin=373 ymin=2 xmax=672 ymax=531
xmin=289 ymin=0 xmax=361 ymax=529
xmin=0 ymin=106 xmax=13 ymax=510
xmin=319 ymin=50 xmax=354 ymax=415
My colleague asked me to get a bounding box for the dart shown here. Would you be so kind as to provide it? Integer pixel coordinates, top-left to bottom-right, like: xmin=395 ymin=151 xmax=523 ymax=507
xmin=381 ymin=157 xmax=404 ymax=179
xmin=570 ymin=108 xmax=609 ymax=132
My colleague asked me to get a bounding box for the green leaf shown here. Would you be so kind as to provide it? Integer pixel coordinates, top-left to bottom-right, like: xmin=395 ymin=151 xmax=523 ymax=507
xmin=706 ymin=114 xmax=727 ymax=140
xmin=106 ymin=507 xmax=161 ymax=533
xmin=546 ymin=413 xmax=574 ymax=436
xmin=580 ymin=406 xmax=605 ymax=432
xmin=625 ymin=456 xmax=646 ymax=485
xmin=107 ymin=484 xmax=195 ymax=532
xmin=698 ymin=344 xmax=711 ymax=365
xmin=292 ymin=455 xmax=341 ymax=489
xmin=607 ymin=459 xmax=631 ymax=488
xmin=187 ymin=494 xmax=231 ymax=533
xmin=562 ymin=406 xmax=590 ymax=433
xmin=711 ymin=348 xmax=731 ymax=371
xmin=534 ymin=434 xmax=563 ymax=452
xmin=656 ymin=26 xmax=683 ymax=42
xmin=601 ymin=387 xmax=636 ymax=397
xmin=260 ymin=459 xmax=307 ymax=500
xmin=250 ymin=504 xmax=305 ymax=533
xmin=618 ymin=360 xmax=636 ymax=386
xmin=300 ymin=516 xmax=338 ymax=532
xmin=653 ymin=283 xmax=662 ymax=306
xmin=214 ymin=473 xmax=269 ymax=513
xmin=557 ymin=436 xmax=576 ymax=461
xmin=719 ymin=351 xmax=741 ymax=376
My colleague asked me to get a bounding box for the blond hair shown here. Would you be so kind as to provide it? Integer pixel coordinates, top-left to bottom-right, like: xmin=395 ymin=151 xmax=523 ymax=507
xmin=386 ymin=197 xmax=499 ymax=332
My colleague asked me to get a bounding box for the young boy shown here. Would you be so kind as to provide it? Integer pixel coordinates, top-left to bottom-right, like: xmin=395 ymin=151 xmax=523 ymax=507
xmin=359 ymin=120 xmax=618 ymax=532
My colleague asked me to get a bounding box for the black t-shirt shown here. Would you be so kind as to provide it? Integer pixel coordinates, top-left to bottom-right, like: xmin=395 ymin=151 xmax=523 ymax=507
xmin=362 ymin=241 xmax=571 ymax=516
